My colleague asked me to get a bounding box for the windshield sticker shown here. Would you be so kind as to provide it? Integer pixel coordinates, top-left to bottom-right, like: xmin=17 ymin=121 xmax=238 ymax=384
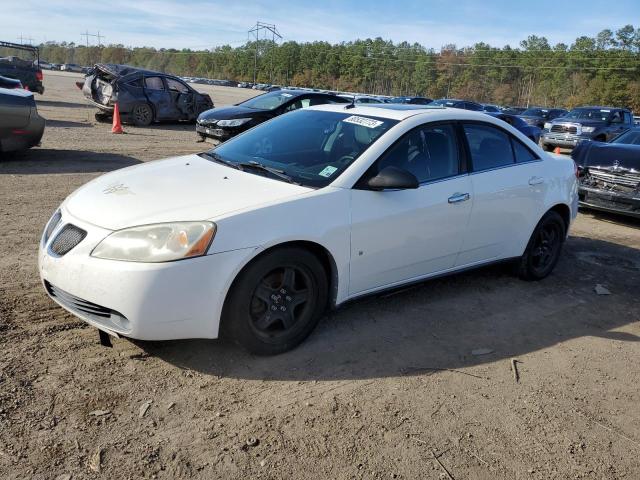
xmin=343 ymin=115 xmax=384 ymax=129
xmin=281 ymin=93 xmax=293 ymax=97
xmin=318 ymin=165 xmax=338 ymax=178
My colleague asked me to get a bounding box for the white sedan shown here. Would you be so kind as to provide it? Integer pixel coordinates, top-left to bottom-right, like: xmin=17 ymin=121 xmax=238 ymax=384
xmin=39 ymin=104 xmax=578 ymax=354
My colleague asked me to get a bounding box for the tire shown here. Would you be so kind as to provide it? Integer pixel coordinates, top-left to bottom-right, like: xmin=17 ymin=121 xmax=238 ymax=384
xmin=542 ymin=143 xmax=555 ymax=152
xmin=94 ymin=112 xmax=111 ymax=123
xmin=516 ymin=211 xmax=566 ymax=281
xmin=131 ymin=103 xmax=153 ymax=127
xmin=222 ymin=247 xmax=328 ymax=355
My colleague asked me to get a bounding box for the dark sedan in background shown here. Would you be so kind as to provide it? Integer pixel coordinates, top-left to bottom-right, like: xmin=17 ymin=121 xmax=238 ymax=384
xmin=485 ymin=112 xmax=542 ymax=143
xmin=573 ymin=128 xmax=640 ymax=218
xmin=80 ymin=64 xmax=213 ymax=126
xmin=391 ymin=96 xmax=433 ymax=105
xmin=0 ymin=87 xmax=45 ymax=153
xmin=518 ymin=107 xmax=568 ymax=129
xmin=196 ymin=90 xmax=349 ymax=143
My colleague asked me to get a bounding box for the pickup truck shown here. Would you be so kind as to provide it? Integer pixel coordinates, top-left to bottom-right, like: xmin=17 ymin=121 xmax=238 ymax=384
xmin=541 ymin=106 xmax=634 ymax=151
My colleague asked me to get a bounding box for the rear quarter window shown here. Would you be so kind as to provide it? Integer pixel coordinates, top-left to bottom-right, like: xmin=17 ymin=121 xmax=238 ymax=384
xmin=463 ymin=123 xmax=514 ymax=171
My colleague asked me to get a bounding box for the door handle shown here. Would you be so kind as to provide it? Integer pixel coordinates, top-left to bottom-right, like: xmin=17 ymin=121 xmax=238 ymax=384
xmin=528 ymin=176 xmax=544 ymax=186
xmin=448 ymin=192 xmax=470 ymax=204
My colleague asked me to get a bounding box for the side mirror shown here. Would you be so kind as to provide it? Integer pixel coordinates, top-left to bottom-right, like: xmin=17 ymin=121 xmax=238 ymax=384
xmin=367 ymin=166 xmax=419 ymax=191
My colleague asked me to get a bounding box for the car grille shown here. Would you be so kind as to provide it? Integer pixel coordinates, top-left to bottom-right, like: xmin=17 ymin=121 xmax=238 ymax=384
xmin=50 ymin=224 xmax=87 ymax=256
xmin=45 ymin=281 xmax=130 ymax=333
xmin=587 ymin=169 xmax=640 ymax=190
xmin=551 ymin=124 xmax=577 ymax=134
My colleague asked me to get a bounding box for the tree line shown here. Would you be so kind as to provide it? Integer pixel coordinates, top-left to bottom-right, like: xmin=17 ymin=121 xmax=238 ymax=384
xmin=4 ymin=25 xmax=640 ymax=110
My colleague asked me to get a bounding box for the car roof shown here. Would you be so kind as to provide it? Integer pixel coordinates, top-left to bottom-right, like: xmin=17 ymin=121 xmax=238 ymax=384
xmin=308 ymin=103 xmax=499 ymax=122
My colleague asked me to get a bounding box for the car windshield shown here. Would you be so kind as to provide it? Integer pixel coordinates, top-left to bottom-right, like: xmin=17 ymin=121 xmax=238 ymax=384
xmin=240 ymin=91 xmax=298 ymax=110
xmin=611 ymin=129 xmax=640 ymax=145
xmin=522 ymin=108 xmax=548 ymax=117
xmin=431 ymin=99 xmax=456 ymax=106
xmin=564 ymin=108 xmax=612 ymax=121
xmin=205 ymin=109 xmax=398 ymax=188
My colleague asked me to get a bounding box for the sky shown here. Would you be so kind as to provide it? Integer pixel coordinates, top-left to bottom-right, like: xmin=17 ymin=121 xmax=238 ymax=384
xmin=3 ymin=0 xmax=639 ymax=50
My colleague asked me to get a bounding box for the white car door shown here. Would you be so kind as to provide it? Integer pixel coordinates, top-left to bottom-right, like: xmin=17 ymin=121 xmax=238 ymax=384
xmin=456 ymin=122 xmax=547 ymax=266
xmin=349 ymin=122 xmax=473 ymax=295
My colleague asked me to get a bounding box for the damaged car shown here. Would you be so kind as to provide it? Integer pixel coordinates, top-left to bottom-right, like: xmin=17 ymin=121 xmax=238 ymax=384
xmin=573 ymin=128 xmax=640 ymax=218
xmin=79 ymin=64 xmax=213 ymax=126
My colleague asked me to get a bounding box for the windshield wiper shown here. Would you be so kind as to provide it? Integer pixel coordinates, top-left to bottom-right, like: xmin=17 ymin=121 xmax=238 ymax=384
xmin=236 ymin=160 xmax=300 ymax=185
xmin=199 ymin=151 xmax=241 ymax=170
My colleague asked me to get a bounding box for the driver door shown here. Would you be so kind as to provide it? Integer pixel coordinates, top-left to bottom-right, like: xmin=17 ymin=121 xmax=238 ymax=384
xmin=349 ymin=122 xmax=473 ymax=295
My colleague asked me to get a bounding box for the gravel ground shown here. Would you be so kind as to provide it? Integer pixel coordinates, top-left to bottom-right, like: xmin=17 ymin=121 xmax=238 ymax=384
xmin=1 ymin=71 xmax=639 ymax=480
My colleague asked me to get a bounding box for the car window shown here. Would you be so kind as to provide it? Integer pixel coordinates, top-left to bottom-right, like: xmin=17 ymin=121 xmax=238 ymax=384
xmin=144 ymin=76 xmax=165 ymax=91
xmin=623 ymin=112 xmax=633 ymax=124
xmin=166 ymin=78 xmax=190 ymax=94
xmin=375 ymin=123 xmax=460 ymax=183
xmin=284 ymin=97 xmax=312 ymax=112
xmin=466 ymin=102 xmax=483 ymax=111
xmin=511 ymin=138 xmax=538 ymax=163
xmin=611 ymin=129 xmax=640 ymax=145
xmin=611 ymin=111 xmax=623 ymax=124
xmin=463 ymin=123 xmax=514 ymax=171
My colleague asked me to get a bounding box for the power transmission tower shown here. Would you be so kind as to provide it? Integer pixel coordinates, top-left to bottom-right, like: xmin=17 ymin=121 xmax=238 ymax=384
xmin=17 ymin=35 xmax=34 ymax=45
xmin=81 ymin=31 xmax=105 ymax=47
xmin=247 ymin=21 xmax=282 ymax=84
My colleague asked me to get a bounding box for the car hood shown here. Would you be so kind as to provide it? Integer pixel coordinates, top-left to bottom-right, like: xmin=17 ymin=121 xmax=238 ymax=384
xmin=198 ymin=105 xmax=266 ymax=121
xmin=64 ymin=154 xmax=312 ymax=230
xmin=572 ymin=141 xmax=640 ymax=170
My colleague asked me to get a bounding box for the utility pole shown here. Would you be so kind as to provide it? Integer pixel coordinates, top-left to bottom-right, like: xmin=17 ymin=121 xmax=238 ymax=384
xmin=81 ymin=31 xmax=105 ymax=47
xmin=247 ymin=21 xmax=282 ymax=84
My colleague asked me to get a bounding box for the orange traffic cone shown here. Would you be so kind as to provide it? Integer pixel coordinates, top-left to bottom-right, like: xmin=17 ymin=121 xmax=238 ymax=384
xmin=111 ymin=103 xmax=124 ymax=134
xmin=554 ymin=146 xmax=561 ymax=154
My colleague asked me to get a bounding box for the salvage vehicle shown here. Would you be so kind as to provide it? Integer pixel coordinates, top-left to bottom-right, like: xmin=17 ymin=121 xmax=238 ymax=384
xmin=196 ymin=89 xmax=349 ymax=143
xmin=0 ymin=87 xmax=45 ymax=153
xmin=430 ymin=99 xmax=484 ymax=111
xmin=0 ymin=75 xmax=23 ymax=89
xmin=485 ymin=112 xmax=542 ymax=143
xmin=518 ymin=107 xmax=568 ymax=129
xmin=0 ymin=42 xmax=44 ymax=94
xmin=541 ymin=106 xmax=634 ymax=151
xmin=573 ymin=128 xmax=640 ymax=218
xmin=61 ymin=63 xmax=84 ymax=73
xmin=80 ymin=64 xmax=214 ymax=126
xmin=40 ymin=104 xmax=577 ymax=355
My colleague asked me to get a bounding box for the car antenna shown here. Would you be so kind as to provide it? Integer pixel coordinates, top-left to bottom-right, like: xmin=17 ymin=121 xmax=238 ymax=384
xmin=345 ymin=96 xmax=356 ymax=109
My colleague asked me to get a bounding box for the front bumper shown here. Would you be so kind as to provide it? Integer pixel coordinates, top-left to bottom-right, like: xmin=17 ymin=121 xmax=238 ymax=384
xmin=39 ymin=209 xmax=257 ymax=340
xmin=541 ymin=132 xmax=590 ymax=148
xmin=196 ymin=124 xmax=246 ymax=143
xmin=578 ymin=186 xmax=640 ymax=218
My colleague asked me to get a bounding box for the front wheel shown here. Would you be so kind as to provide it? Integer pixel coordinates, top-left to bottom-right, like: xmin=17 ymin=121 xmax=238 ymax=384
xmin=222 ymin=247 xmax=328 ymax=355
xmin=516 ymin=211 xmax=566 ymax=280
xmin=542 ymin=143 xmax=555 ymax=152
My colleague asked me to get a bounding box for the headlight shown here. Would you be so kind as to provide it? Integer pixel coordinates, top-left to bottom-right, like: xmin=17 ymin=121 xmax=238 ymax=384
xmin=543 ymin=122 xmax=552 ymax=130
xmin=581 ymin=126 xmax=596 ymax=133
xmin=91 ymin=222 xmax=216 ymax=263
xmin=217 ymin=118 xmax=251 ymax=127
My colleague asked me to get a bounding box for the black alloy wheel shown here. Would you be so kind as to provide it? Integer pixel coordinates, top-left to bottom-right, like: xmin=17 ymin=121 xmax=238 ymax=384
xmin=223 ymin=247 xmax=328 ymax=355
xmin=517 ymin=211 xmax=565 ymax=280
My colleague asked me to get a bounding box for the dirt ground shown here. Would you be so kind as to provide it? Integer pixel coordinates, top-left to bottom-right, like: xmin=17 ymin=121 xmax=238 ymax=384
xmin=1 ymin=71 xmax=639 ymax=480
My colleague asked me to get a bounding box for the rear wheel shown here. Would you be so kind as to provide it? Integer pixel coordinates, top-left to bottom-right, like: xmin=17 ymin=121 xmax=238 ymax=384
xmin=222 ymin=247 xmax=328 ymax=355
xmin=131 ymin=103 xmax=153 ymax=126
xmin=542 ymin=143 xmax=555 ymax=152
xmin=517 ymin=211 xmax=565 ymax=280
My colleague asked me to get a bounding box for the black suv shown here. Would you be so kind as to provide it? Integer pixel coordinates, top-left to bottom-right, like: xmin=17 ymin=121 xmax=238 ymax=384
xmin=541 ymin=106 xmax=633 ymax=151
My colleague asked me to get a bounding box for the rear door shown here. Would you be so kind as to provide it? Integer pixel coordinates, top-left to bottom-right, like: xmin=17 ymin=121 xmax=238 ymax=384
xmin=166 ymin=77 xmax=195 ymax=119
xmin=457 ymin=122 xmax=546 ymax=266
xmin=143 ymin=76 xmax=177 ymax=120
